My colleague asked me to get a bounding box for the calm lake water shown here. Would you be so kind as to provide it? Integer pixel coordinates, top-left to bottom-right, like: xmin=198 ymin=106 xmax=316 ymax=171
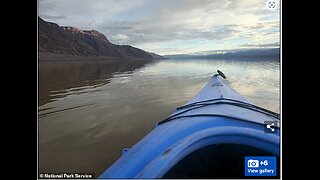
xmin=38 ymin=58 xmax=280 ymax=177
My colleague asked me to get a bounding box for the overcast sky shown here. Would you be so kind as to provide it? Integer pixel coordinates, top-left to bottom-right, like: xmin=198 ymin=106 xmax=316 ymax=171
xmin=39 ymin=0 xmax=280 ymax=55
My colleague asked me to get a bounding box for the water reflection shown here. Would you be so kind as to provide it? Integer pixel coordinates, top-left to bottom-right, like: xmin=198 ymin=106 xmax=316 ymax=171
xmin=38 ymin=59 xmax=152 ymax=106
xmin=38 ymin=58 xmax=279 ymax=177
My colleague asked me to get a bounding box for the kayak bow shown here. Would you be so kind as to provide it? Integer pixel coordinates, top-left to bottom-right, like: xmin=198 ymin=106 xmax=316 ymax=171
xmin=99 ymin=70 xmax=280 ymax=178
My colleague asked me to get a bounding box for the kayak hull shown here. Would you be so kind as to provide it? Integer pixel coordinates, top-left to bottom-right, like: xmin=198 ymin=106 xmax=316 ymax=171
xmin=99 ymin=74 xmax=280 ymax=178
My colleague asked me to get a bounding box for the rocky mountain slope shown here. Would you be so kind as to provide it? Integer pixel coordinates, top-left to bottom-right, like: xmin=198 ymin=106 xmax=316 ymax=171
xmin=38 ymin=17 xmax=164 ymax=59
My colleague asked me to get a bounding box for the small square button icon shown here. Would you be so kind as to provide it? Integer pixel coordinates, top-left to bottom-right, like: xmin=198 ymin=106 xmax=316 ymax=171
xmin=264 ymin=121 xmax=278 ymax=134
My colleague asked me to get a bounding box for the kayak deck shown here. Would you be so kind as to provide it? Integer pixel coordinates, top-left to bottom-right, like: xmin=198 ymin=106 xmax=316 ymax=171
xmin=187 ymin=74 xmax=247 ymax=104
xmin=99 ymin=72 xmax=280 ymax=179
xmin=159 ymin=74 xmax=279 ymax=126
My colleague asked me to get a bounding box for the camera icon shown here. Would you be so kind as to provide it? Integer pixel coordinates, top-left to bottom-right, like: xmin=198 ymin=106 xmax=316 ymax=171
xmin=248 ymin=159 xmax=259 ymax=168
xmin=266 ymin=0 xmax=277 ymax=11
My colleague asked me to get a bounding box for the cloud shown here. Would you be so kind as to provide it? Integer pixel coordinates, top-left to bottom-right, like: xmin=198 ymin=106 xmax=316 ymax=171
xmin=39 ymin=0 xmax=144 ymax=28
xmin=39 ymin=0 xmax=280 ymax=54
xmin=240 ymin=42 xmax=280 ymax=48
xmin=41 ymin=14 xmax=66 ymax=20
xmin=113 ymin=34 xmax=130 ymax=44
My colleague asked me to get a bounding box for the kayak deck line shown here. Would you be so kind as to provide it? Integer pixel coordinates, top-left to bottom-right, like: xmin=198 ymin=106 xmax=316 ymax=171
xmin=157 ymin=98 xmax=280 ymax=125
xmin=158 ymin=73 xmax=280 ymax=126
xmin=177 ymin=100 xmax=280 ymax=119
xmin=157 ymin=114 xmax=280 ymax=128
xmin=158 ymin=113 xmax=280 ymax=130
xmin=176 ymin=97 xmax=252 ymax=110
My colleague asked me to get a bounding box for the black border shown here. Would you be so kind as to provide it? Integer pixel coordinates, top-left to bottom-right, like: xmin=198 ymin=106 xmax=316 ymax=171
xmin=11 ymin=0 xmax=38 ymax=179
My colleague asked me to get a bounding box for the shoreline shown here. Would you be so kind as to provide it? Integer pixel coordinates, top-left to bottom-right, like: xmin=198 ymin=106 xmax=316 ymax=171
xmin=38 ymin=52 xmax=159 ymax=62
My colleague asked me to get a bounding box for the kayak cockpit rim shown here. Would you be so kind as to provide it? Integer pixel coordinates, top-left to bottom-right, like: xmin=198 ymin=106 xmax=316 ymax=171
xmin=135 ymin=126 xmax=279 ymax=178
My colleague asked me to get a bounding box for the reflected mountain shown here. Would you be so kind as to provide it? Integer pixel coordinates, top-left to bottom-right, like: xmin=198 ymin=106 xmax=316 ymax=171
xmin=38 ymin=59 xmax=153 ymax=106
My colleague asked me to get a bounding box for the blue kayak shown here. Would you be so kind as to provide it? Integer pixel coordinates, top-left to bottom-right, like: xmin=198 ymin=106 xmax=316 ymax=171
xmin=99 ymin=70 xmax=280 ymax=178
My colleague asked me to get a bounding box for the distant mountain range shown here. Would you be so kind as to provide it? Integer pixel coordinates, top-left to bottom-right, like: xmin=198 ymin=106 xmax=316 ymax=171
xmin=38 ymin=17 xmax=165 ymax=60
xmin=165 ymin=48 xmax=280 ymax=60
